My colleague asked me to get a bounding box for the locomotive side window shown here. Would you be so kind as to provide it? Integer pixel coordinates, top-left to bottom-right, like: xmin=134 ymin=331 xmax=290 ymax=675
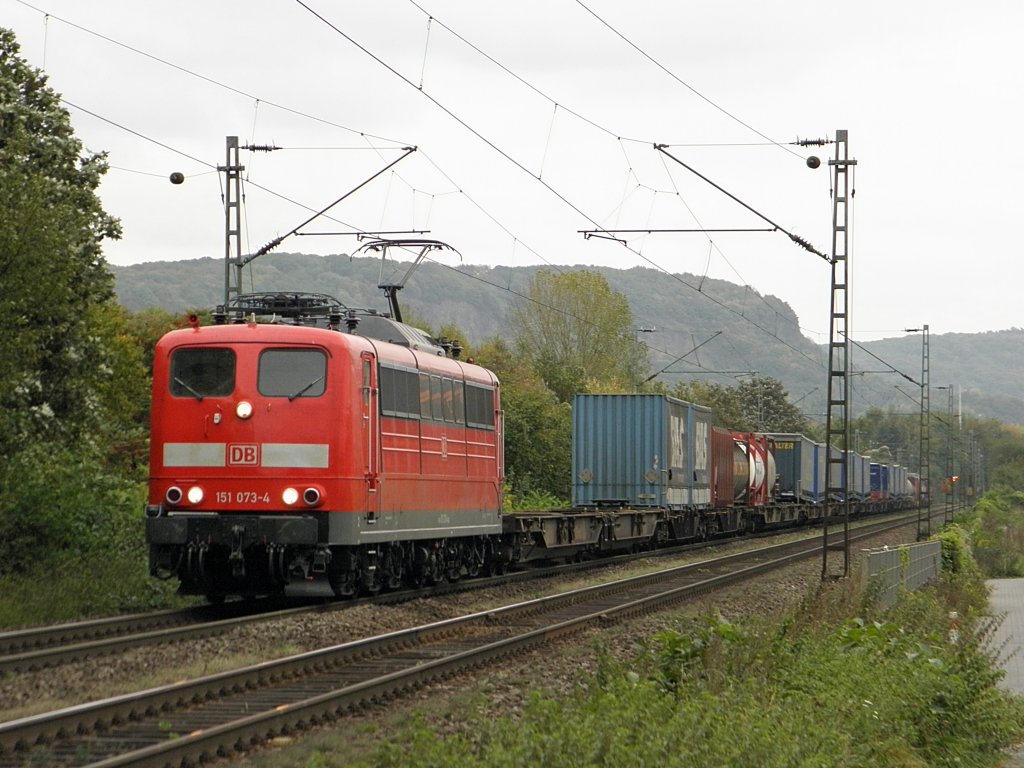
xmin=451 ymin=379 xmax=465 ymax=424
xmin=441 ymin=378 xmax=456 ymax=422
xmin=382 ymin=369 xmax=484 ymax=427
xmin=379 ymin=364 xmax=420 ymax=418
xmin=465 ymin=383 xmax=495 ymax=430
xmin=430 ymin=375 xmax=444 ymax=421
xmin=362 ymin=359 xmax=371 ymax=408
xmin=170 ymin=348 xmax=235 ymax=398
xmin=418 ymin=372 xmax=432 ymax=419
xmin=258 ymin=349 xmax=326 ymax=399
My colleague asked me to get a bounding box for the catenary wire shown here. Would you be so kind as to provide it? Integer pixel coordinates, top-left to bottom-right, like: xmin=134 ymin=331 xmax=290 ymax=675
xmin=573 ymin=0 xmax=803 ymax=160
xmin=292 ymin=0 xmax=828 ymax=370
xmin=23 ymin=0 xmax=825 ymax=359
xmin=405 ymin=0 xmax=815 ymax=336
xmin=31 ymin=4 xmax=847 ymax=392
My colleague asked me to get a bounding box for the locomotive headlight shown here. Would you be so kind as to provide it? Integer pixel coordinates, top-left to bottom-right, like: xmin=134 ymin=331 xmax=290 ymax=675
xmin=236 ymin=401 xmax=254 ymax=420
xmin=282 ymin=487 xmax=300 ymax=506
xmin=303 ymin=486 xmax=323 ymax=507
xmin=187 ymin=485 xmax=205 ymax=504
xmin=165 ymin=486 xmax=183 ymax=505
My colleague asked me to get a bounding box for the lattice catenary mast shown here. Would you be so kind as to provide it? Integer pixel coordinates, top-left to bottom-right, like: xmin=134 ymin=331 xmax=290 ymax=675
xmin=821 ymin=130 xmax=856 ymax=579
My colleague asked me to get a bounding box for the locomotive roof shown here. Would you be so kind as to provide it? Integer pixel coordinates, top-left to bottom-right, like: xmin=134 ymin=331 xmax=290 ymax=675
xmin=215 ymin=291 xmax=447 ymax=356
xmin=157 ymin=318 xmax=498 ymax=385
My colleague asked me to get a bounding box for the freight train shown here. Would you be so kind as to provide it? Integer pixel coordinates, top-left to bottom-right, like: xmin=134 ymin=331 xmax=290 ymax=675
xmin=145 ymin=292 xmax=916 ymax=601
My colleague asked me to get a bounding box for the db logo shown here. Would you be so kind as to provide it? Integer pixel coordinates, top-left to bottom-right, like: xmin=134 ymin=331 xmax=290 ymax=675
xmin=229 ymin=444 xmax=260 ymax=466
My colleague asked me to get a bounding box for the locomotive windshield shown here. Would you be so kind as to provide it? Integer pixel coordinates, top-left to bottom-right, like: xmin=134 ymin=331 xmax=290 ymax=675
xmin=258 ymin=348 xmax=327 ymax=399
xmin=170 ymin=348 xmax=235 ymax=399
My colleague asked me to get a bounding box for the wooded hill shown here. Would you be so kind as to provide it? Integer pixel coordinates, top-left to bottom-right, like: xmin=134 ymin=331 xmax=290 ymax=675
xmin=113 ymin=253 xmax=1024 ymax=426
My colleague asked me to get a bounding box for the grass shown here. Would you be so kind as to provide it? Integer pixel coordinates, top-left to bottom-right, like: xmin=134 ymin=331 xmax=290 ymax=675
xmin=0 ymin=546 xmax=189 ymax=629
xmin=362 ymin=579 xmax=1021 ymax=767
xmin=4 ymin=497 xmax=1021 ymax=766
xmin=236 ymin=537 xmax=1024 ymax=768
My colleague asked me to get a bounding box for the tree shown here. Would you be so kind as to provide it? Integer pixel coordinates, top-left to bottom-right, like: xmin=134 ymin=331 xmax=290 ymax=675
xmin=733 ymin=377 xmax=809 ymax=433
xmin=474 ymin=337 xmax=571 ymax=504
xmin=0 ymin=29 xmax=146 ymax=577
xmin=126 ymin=307 xmax=188 ymax=377
xmin=0 ymin=28 xmax=124 ymax=455
xmin=670 ymin=380 xmax=744 ymax=428
xmin=670 ymin=376 xmax=811 ymax=433
xmin=508 ymin=270 xmax=647 ymax=402
xmin=852 ymin=408 xmax=918 ymax=465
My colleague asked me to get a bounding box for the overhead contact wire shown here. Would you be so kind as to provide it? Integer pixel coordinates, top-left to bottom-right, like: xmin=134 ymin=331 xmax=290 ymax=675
xmin=13 ymin=0 xmax=409 ymax=147
xmin=294 ymin=2 xmax=825 ymax=369
xmin=37 ymin=1 xmax=828 ymax=376
xmin=573 ymin=0 xmax=802 ymax=159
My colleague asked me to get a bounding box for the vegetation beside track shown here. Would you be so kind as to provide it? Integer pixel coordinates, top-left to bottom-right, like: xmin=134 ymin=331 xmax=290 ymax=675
xmin=0 ymin=473 xmax=189 ymax=627
xmin=961 ymin=488 xmax=1024 ymax=577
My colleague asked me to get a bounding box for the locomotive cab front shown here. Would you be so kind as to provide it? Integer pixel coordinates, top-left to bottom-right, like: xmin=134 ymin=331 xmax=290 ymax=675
xmin=146 ymin=322 xmax=364 ymax=598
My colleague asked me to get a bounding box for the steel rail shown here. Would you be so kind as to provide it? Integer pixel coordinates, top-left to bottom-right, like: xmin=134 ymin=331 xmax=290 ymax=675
xmin=0 ymin=513 xmax=886 ymax=673
xmin=0 ymin=510 xmax=925 ymax=674
xmin=0 ymin=516 xmax=915 ymax=766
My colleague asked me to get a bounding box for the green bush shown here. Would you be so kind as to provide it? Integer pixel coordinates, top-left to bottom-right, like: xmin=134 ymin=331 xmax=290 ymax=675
xmin=0 ymin=443 xmax=143 ymax=572
xmin=958 ymin=489 xmax=1024 ymax=577
xmin=0 ymin=546 xmax=183 ymax=626
xmin=503 ymin=487 xmax=567 ymax=512
xmin=0 ymin=441 xmax=186 ymax=625
xmin=936 ymin=524 xmax=979 ymax=577
xmin=355 ymin=569 xmax=1023 ymax=767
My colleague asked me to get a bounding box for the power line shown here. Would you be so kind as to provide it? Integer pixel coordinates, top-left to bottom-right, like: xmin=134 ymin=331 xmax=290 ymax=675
xmin=19 ymin=0 xmax=575 ymax=278
xmin=27 ymin=1 xmax=827 ymax=368
xmin=403 ymin=0 xmax=814 ymax=337
xmin=293 ymin=1 xmax=827 ymax=370
xmin=13 ymin=0 xmax=410 ymax=147
xmin=573 ymin=0 xmax=803 ymax=159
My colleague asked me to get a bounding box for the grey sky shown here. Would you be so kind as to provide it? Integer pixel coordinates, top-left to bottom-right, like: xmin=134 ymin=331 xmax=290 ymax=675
xmin=5 ymin=0 xmax=1020 ymax=343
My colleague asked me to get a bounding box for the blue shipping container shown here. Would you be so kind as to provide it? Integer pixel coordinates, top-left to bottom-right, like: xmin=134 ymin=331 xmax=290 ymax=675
xmin=870 ymin=463 xmax=891 ymax=498
xmin=765 ymin=434 xmax=825 ymax=503
xmin=572 ymin=394 xmax=711 ymax=510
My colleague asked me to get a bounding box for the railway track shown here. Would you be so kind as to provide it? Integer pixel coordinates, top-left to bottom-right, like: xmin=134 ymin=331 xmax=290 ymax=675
xmin=0 ymin=515 xmax=917 ymax=767
xmin=0 ymin=510 xmax=920 ymax=675
xmin=0 ymin=598 xmax=328 ymax=675
xmin=0 ymin=552 xmax=639 ymax=675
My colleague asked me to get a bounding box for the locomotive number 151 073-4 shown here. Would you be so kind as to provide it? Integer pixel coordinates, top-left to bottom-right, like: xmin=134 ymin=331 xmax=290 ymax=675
xmin=214 ymin=491 xmax=272 ymax=504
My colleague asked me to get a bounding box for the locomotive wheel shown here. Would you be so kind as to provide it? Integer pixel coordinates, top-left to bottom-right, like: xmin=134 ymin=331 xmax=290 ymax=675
xmin=382 ymin=544 xmax=404 ymax=590
xmin=329 ymin=571 xmax=357 ymax=598
xmin=464 ymin=539 xmax=487 ymax=578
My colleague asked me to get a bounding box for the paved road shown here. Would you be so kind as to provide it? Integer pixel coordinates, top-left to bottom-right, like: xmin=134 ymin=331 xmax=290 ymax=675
xmin=988 ymin=580 xmax=1024 ymax=766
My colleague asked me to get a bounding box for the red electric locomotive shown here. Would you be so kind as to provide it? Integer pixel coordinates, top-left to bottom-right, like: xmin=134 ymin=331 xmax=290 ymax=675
xmin=145 ymin=292 xmax=503 ymax=600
